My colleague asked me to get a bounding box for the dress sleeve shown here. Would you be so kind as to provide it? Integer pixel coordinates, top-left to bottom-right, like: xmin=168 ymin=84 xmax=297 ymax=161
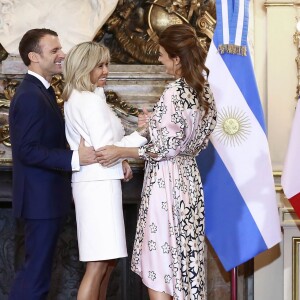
xmin=141 ymin=86 xmax=195 ymax=161
xmin=198 ymin=83 xmax=217 ymax=151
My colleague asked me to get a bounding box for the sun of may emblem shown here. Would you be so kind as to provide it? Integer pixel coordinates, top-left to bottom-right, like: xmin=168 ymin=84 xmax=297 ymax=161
xmin=214 ymin=107 xmax=251 ymax=146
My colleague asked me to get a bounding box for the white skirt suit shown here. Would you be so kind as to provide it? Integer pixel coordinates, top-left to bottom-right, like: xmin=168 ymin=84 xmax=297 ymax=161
xmin=64 ymin=87 xmax=147 ymax=261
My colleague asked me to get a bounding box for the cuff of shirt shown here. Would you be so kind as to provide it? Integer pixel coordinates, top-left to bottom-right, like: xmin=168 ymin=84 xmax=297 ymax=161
xmin=71 ymin=150 xmax=80 ymax=171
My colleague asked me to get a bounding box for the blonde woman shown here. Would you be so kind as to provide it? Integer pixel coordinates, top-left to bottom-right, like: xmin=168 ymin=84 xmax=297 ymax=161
xmin=62 ymin=42 xmax=147 ymax=300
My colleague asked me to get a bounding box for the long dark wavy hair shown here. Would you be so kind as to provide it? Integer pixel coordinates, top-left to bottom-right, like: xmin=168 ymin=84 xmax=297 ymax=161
xmin=159 ymin=23 xmax=210 ymax=112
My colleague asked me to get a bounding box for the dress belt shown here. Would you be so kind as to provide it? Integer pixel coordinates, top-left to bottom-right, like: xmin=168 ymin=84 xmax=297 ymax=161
xmin=177 ymin=153 xmax=195 ymax=157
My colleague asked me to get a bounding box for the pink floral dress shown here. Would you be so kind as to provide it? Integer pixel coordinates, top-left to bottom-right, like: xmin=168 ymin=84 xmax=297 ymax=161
xmin=131 ymin=78 xmax=217 ymax=299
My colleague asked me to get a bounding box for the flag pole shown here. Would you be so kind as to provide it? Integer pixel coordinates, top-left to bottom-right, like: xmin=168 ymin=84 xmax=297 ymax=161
xmin=231 ymin=267 xmax=237 ymax=300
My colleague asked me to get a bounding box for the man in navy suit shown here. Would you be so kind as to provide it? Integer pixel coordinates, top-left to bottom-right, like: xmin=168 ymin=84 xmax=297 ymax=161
xmin=8 ymin=28 xmax=97 ymax=300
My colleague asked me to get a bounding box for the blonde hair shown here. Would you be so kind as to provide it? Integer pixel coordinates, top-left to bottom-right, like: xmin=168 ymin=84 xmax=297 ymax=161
xmin=62 ymin=41 xmax=110 ymax=101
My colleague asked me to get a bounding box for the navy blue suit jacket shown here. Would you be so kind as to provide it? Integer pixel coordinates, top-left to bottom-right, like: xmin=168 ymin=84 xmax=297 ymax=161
xmin=9 ymin=74 xmax=73 ymax=219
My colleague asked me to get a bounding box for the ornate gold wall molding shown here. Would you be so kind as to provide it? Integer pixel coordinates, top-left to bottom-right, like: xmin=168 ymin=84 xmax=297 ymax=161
xmin=293 ymin=3 xmax=300 ymax=100
xmin=265 ymin=2 xmax=294 ymax=7
xmin=94 ymin=0 xmax=216 ymax=64
xmin=0 ymin=75 xmax=140 ymax=151
xmin=264 ymin=0 xmax=295 ymax=7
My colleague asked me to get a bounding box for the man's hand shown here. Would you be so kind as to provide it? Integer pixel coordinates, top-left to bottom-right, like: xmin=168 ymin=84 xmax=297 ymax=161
xmin=122 ymin=160 xmax=133 ymax=182
xmin=78 ymin=137 xmax=97 ymax=166
xmin=96 ymin=145 xmax=122 ymax=167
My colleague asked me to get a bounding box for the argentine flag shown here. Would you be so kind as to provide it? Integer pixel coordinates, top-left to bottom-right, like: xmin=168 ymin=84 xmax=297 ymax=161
xmin=197 ymin=0 xmax=281 ymax=271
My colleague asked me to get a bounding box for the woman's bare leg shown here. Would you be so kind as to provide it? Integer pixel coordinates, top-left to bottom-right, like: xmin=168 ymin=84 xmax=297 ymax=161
xmin=77 ymin=261 xmax=108 ymax=300
xmin=98 ymin=259 xmax=116 ymax=300
xmin=148 ymin=288 xmax=173 ymax=300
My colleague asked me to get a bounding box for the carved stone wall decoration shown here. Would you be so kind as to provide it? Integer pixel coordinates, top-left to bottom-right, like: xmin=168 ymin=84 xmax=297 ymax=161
xmin=0 ymin=79 xmax=15 ymax=165
xmin=0 ymin=0 xmax=119 ymax=57
xmin=93 ymin=0 xmax=216 ymax=64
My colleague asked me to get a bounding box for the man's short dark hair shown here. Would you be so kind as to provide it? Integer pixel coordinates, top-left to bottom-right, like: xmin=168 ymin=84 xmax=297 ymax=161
xmin=19 ymin=28 xmax=58 ymax=66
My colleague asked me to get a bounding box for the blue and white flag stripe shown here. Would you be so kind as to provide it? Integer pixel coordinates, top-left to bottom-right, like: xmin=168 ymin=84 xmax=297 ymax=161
xmin=197 ymin=0 xmax=281 ymax=271
xmin=216 ymin=0 xmax=249 ymax=55
xmin=220 ymin=45 xmax=265 ymax=129
xmin=234 ymin=0 xmax=246 ymax=45
xmin=208 ymin=41 xmax=280 ymax=252
xmin=219 ymin=0 xmax=229 ymax=44
xmin=199 ymin=143 xmax=269 ymax=269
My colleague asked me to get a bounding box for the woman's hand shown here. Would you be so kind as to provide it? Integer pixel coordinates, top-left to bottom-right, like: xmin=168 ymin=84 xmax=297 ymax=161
xmin=96 ymin=145 xmax=122 ymax=167
xmin=138 ymin=107 xmax=151 ymax=128
xmin=122 ymin=160 xmax=133 ymax=182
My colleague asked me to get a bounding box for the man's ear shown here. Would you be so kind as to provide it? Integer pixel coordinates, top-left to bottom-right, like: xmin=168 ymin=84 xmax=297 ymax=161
xmin=28 ymin=52 xmax=39 ymax=63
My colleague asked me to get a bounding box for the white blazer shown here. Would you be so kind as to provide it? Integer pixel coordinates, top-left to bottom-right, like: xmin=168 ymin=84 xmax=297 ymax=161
xmin=64 ymin=88 xmax=147 ymax=182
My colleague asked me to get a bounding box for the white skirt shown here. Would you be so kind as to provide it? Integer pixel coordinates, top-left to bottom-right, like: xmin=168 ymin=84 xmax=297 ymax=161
xmin=72 ymin=180 xmax=127 ymax=261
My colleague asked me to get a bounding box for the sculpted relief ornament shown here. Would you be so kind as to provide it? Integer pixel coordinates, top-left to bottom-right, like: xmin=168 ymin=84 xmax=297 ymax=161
xmin=0 ymin=0 xmax=216 ymax=164
xmin=0 ymin=0 xmax=118 ymax=55
xmin=94 ymin=0 xmax=216 ymax=64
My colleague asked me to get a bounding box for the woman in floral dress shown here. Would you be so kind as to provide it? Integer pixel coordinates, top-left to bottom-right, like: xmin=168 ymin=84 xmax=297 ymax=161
xmin=97 ymin=24 xmax=217 ymax=300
